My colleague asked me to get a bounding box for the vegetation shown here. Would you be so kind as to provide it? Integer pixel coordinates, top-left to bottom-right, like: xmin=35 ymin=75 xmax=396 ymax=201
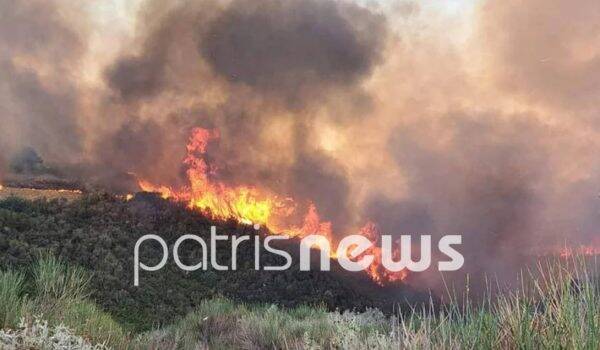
xmin=0 ymin=195 xmax=597 ymax=349
xmin=0 ymin=256 xmax=127 ymax=348
xmin=0 ymin=317 xmax=110 ymax=350
xmin=0 ymin=270 xmax=25 ymax=328
xmin=0 ymin=255 xmax=597 ymax=349
xmin=123 ymin=258 xmax=600 ymax=349
xmin=0 ymin=194 xmax=425 ymax=331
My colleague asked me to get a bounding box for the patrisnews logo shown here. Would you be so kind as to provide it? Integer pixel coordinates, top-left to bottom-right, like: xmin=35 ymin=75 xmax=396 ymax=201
xmin=133 ymin=227 xmax=464 ymax=286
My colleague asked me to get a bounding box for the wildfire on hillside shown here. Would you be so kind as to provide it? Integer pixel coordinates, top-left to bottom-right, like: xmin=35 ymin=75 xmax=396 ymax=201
xmin=138 ymin=127 xmax=409 ymax=285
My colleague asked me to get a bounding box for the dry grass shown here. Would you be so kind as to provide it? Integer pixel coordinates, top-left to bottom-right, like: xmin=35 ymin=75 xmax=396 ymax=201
xmin=0 ymin=186 xmax=82 ymax=201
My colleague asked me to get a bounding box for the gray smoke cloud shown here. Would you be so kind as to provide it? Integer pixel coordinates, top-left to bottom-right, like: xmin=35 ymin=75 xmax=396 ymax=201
xmin=480 ymin=0 xmax=600 ymax=112
xmin=364 ymin=113 xmax=552 ymax=289
xmin=199 ymin=0 xmax=385 ymax=106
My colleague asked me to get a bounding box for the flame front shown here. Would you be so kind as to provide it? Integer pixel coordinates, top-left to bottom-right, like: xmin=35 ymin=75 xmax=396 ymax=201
xmin=138 ymin=127 xmax=408 ymax=285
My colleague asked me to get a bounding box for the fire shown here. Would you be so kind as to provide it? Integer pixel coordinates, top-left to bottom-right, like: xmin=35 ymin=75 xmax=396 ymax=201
xmin=278 ymin=203 xmax=333 ymax=239
xmin=139 ymin=128 xmax=284 ymax=227
xmin=534 ymin=239 xmax=600 ymax=258
xmin=559 ymin=244 xmax=600 ymax=258
xmin=138 ymin=127 xmax=407 ymax=285
xmin=359 ymin=222 xmax=409 ymax=284
xmin=138 ymin=180 xmax=174 ymax=199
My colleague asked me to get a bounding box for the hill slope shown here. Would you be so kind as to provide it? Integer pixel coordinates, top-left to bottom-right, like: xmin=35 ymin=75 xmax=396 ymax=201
xmin=0 ymin=192 xmax=429 ymax=330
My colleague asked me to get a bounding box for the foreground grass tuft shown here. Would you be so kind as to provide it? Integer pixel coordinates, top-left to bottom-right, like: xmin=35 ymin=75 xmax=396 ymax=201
xmin=33 ymin=253 xmax=91 ymax=302
xmin=1 ymin=255 xmax=131 ymax=349
xmin=0 ymin=270 xmax=26 ymax=328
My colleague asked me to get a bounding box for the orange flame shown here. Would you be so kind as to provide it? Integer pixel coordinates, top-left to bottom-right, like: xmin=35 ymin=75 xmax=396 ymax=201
xmin=359 ymin=222 xmax=409 ymax=284
xmin=137 ymin=127 xmax=407 ymax=285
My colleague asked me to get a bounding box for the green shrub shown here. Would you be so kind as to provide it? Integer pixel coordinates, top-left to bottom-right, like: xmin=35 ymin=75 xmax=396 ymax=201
xmin=33 ymin=254 xmax=91 ymax=302
xmin=0 ymin=194 xmax=419 ymax=331
xmin=133 ymin=259 xmax=598 ymax=350
xmin=0 ymin=256 xmax=131 ymax=349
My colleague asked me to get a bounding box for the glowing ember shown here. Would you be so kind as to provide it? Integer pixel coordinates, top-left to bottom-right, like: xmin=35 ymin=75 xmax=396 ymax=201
xmin=559 ymin=245 xmax=600 ymax=258
xmin=137 ymin=127 xmax=408 ymax=285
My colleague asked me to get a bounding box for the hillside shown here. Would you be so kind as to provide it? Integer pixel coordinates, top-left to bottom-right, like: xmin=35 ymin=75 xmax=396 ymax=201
xmin=0 ymin=192 xmax=429 ymax=331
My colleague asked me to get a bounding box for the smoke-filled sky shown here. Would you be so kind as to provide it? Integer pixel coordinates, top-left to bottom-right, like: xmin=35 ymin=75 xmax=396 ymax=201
xmin=1 ymin=0 xmax=599 ymax=290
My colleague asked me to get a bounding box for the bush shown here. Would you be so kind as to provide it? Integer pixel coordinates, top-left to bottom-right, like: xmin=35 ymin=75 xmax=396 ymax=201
xmin=0 ymin=194 xmax=424 ymax=331
xmin=45 ymin=300 xmax=131 ymax=349
xmin=0 ymin=259 xmax=597 ymax=349
xmin=33 ymin=254 xmax=91 ymax=302
xmin=1 ymin=256 xmax=132 ymax=349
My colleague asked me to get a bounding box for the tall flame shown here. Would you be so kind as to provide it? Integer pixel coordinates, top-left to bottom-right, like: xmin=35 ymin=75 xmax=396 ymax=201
xmin=138 ymin=127 xmax=408 ymax=285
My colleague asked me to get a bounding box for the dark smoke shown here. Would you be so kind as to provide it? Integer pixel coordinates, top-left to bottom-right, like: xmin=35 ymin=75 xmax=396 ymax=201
xmin=10 ymin=147 xmax=46 ymax=174
xmin=199 ymin=0 xmax=385 ymax=104
xmin=106 ymin=55 xmax=167 ymax=101
xmin=0 ymin=152 xmax=5 ymax=181
xmin=98 ymin=0 xmax=385 ymax=232
xmin=103 ymin=2 xmax=185 ymax=102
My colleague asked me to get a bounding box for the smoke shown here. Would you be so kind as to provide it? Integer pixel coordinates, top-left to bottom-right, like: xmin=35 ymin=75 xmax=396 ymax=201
xmin=366 ymin=113 xmax=552 ymax=289
xmin=2 ymin=0 xmax=599 ymax=292
xmin=480 ymin=0 xmax=600 ymax=112
xmin=199 ymin=0 xmax=385 ymax=106
xmin=0 ymin=153 xmax=5 ymax=181
xmin=349 ymin=0 xmax=600 ymax=291
xmin=96 ymin=0 xmax=386 ymax=232
xmin=0 ymin=0 xmax=86 ymax=165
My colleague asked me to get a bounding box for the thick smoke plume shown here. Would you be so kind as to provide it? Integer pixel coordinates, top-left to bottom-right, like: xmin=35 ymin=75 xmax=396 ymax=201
xmin=1 ymin=0 xmax=599 ymax=293
xmin=100 ymin=0 xmax=386 ymax=232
